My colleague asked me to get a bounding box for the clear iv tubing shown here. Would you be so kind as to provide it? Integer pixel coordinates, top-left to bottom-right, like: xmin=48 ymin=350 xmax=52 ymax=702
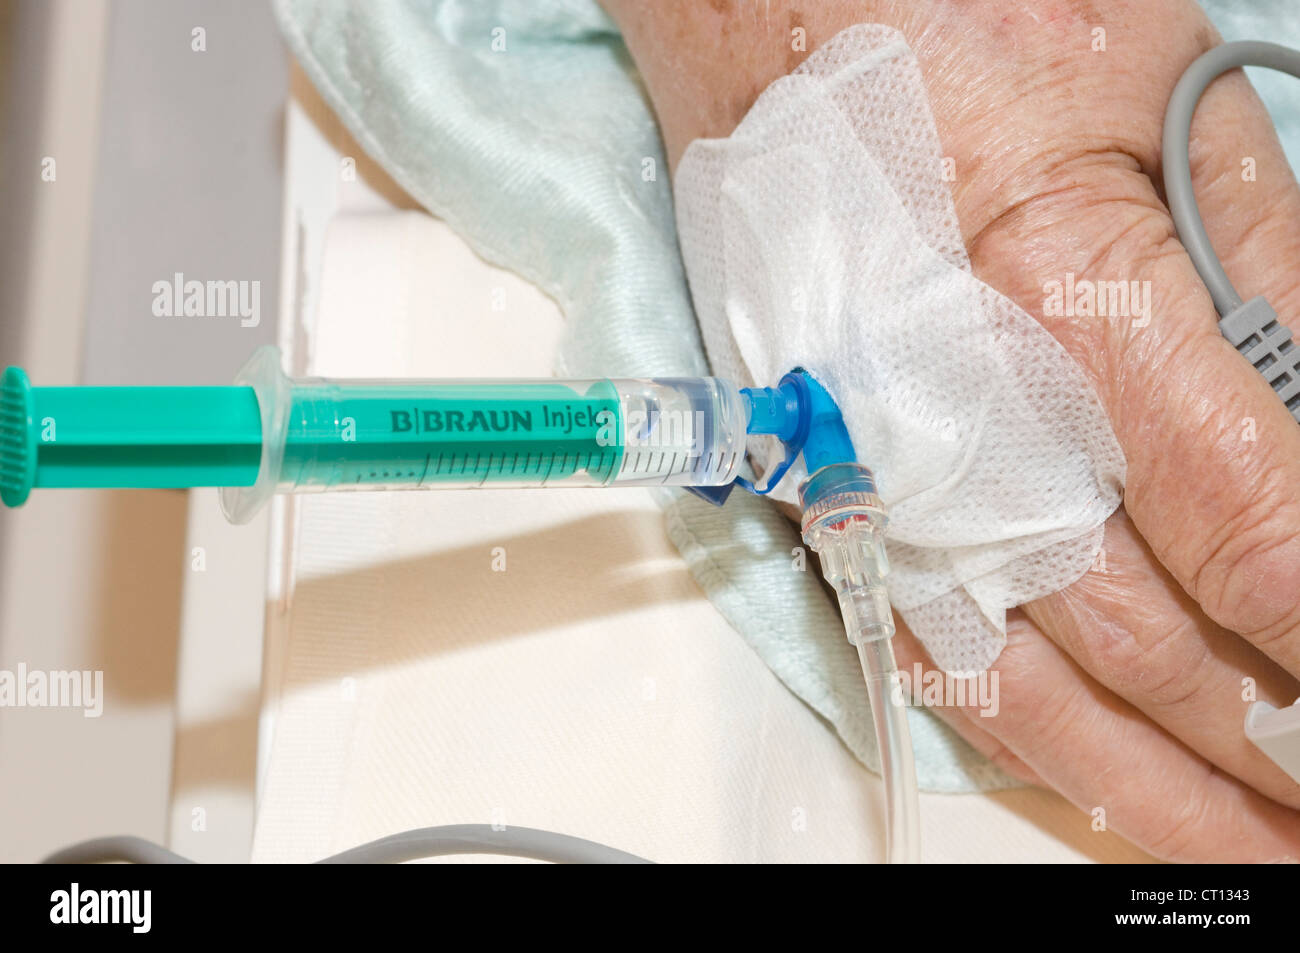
xmin=800 ymin=461 xmax=921 ymax=864
xmin=859 ymin=637 xmax=921 ymax=864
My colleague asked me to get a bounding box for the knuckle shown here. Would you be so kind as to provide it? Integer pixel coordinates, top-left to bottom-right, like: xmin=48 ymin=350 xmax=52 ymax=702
xmin=1142 ymin=774 xmax=1215 ymax=861
xmin=982 ymin=738 xmax=1039 ymax=786
xmin=1077 ymin=610 xmax=1210 ymax=710
xmin=965 ymin=154 xmax=1193 ymax=386
xmin=1021 ymin=679 xmax=1090 ymax=763
xmin=1189 ymin=487 xmax=1300 ymax=643
xmin=1048 ymin=560 xmax=1210 ymax=709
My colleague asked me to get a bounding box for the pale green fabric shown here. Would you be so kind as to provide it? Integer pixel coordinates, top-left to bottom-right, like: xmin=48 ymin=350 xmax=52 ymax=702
xmin=273 ymin=0 xmax=1300 ymax=793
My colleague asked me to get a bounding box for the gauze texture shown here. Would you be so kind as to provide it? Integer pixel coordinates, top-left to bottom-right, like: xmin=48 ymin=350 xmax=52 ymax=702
xmin=675 ymin=24 xmax=1127 ymax=673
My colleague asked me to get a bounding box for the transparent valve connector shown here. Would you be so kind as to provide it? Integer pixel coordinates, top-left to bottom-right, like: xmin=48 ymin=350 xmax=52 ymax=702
xmin=800 ymin=464 xmax=894 ymax=646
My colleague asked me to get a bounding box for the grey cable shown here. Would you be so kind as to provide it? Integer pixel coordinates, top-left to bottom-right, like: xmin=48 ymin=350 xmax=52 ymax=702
xmin=1162 ymin=40 xmax=1300 ymax=316
xmin=43 ymin=825 xmax=651 ymax=865
xmin=1163 ymin=40 xmax=1300 ymax=423
xmin=315 ymin=825 xmax=651 ymax=864
xmin=43 ymin=836 xmax=195 ymax=865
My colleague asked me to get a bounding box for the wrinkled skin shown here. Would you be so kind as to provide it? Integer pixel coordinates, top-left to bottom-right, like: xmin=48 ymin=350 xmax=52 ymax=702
xmin=601 ymin=0 xmax=1300 ymax=860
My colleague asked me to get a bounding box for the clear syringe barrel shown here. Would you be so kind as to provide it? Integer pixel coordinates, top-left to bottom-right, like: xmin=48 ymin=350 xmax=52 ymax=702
xmin=220 ymin=348 xmax=749 ymax=523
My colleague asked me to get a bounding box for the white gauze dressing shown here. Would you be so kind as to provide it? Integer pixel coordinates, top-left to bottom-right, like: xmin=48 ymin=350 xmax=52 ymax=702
xmin=674 ymin=24 xmax=1126 ymax=673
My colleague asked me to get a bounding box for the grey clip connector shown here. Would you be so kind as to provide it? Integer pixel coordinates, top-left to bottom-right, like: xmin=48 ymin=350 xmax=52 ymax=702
xmin=1218 ymin=296 xmax=1300 ymax=421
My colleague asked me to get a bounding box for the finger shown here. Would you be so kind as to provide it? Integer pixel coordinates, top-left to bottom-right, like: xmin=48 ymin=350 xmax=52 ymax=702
xmin=944 ymin=610 xmax=1300 ymax=861
xmin=890 ymin=622 xmax=1044 ymax=787
xmin=1026 ymin=508 xmax=1300 ymax=809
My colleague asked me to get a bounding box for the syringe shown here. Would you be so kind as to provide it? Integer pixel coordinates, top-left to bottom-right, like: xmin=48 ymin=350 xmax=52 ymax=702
xmin=2 ymin=346 xmax=751 ymax=522
xmin=2 ymin=346 xmax=920 ymax=863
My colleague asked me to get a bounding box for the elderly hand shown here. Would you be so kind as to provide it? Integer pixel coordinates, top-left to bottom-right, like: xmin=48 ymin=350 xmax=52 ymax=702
xmin=602 ymin=0 xmax=1300 ymax=861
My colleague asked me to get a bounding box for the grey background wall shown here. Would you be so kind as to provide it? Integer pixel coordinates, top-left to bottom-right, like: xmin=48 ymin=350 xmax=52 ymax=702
xmin=82 ymin=0 xmax=283 ymax=386
xmin=0 ymin=0 xmax=285 ymax=861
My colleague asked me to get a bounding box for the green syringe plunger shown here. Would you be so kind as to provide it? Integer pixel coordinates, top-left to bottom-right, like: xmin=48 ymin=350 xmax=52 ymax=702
xmin=1 ymin=347 xmax=750 ymax=522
